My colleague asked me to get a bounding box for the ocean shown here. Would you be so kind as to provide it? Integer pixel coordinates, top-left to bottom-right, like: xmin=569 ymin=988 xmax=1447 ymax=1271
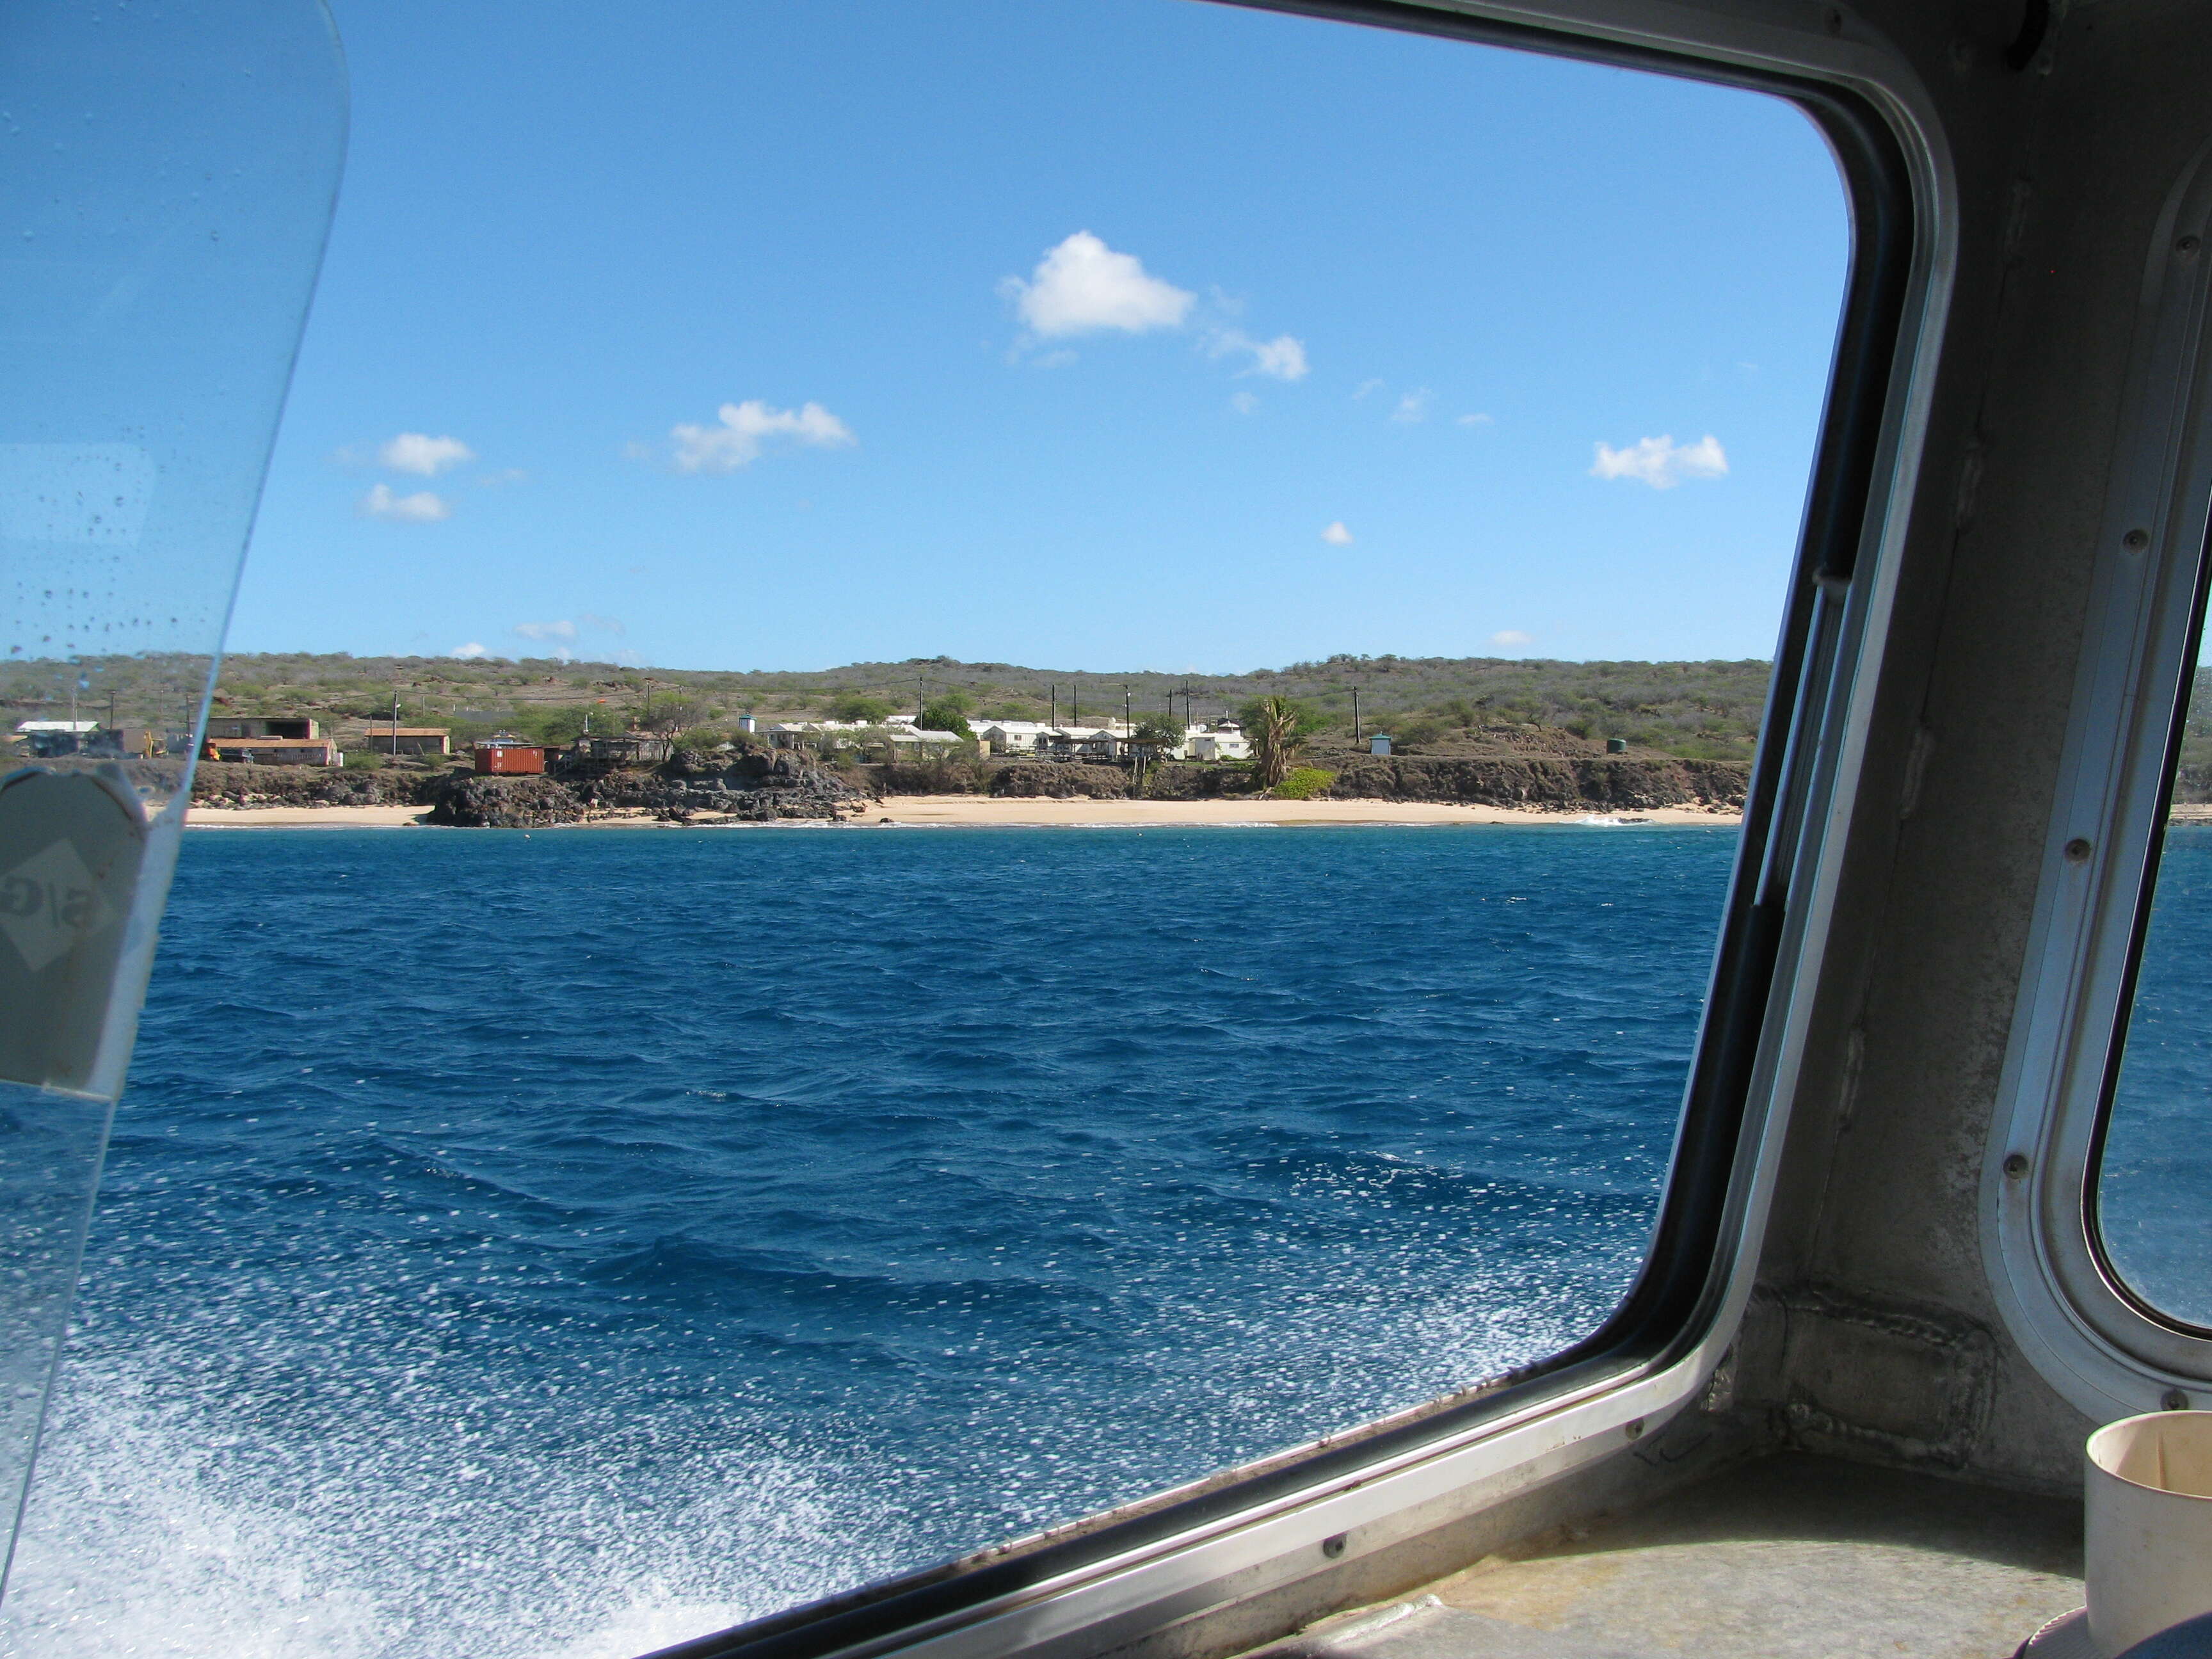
xmin=2097 ymin=824 xmax=2212 ymax=1329
xmin=0 ymin=823 xmax=1740 ymax=1659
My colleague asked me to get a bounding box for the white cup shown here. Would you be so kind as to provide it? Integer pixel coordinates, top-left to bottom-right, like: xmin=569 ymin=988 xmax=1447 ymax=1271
xmin=2086 ymin=1410 xmax=2212 ymax=1656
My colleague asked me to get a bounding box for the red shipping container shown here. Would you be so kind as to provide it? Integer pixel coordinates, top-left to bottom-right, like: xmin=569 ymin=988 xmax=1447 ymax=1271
xmin=474 ymin=744 xmax=546 ymax=774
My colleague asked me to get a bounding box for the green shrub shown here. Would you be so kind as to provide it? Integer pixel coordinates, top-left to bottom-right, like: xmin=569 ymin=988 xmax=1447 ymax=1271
xmin=342 ymin=750 xmax=383 ymax=771
xmin=918 ymin=694 xmax=974 ymax=737
xmin=1270 ymin=766 xmax=1336 ymax=800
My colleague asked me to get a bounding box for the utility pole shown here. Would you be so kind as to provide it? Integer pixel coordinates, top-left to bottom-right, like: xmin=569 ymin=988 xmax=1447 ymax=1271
xmin=1049 ymin=686 xmax=1057 ymax=728
xmin=643 ymin=678 xmax=653 ymax=731
xmin=1072 ymin=680 xmax=1080 ymax=726
xmin=390 ymin=683 xmax=401 ymax=758
xmin=1352 ymin=686 xmax=1361 ymax=744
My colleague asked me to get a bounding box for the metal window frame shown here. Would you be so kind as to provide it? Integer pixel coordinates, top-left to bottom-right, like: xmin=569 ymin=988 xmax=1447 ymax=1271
xmin=1985 ymin=138 xmax=2212 ymax=1420
xmin=650 ymin=4 xmax=1950 ymax=1657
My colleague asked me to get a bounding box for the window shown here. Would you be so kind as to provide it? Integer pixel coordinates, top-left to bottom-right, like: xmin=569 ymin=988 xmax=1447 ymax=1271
xmin=0 ymin=4 xmax=1909 ymax=1656
xmin=2098 ymin=657 xmax=2212 ymax=1330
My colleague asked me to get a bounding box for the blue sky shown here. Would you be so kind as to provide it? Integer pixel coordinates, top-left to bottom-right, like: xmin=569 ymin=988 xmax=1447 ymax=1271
xmin=229 ymin=0 xmax=1850 ymax=673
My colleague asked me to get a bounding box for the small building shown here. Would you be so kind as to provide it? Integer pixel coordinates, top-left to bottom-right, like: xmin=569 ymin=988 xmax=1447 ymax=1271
xmin=1188 ymin=725 xmax=1252 ymax=763
xmin=1370 ymin=734 xmax=1393 ymax=756
xmin=205 ymin=716 xmax=319 ymax=741
xmin=587 ymin=733 xmax=672 ymax=766
xmin=85 ymin=725 xmax=161 ymax=758
xmin=769 ymin=720 xmax=981 ymax=757
xmin=474 ymin=741 xmax=546 ymax=774
xmin=15 ymin=718 xmax=100 ymax=757
xmin=901 ymin=727 xmax=981 ymax=755
xmin=1039 ymin=727 xmax=1122 ymax=762
xmin=975 ymin=720 xmax=1055 ymax=756
xmin=208 ymin=736 xmax=341 ymax=765
xmin=364 ymin=726 xmax=452 ymax=757
xmin=737 ymin=714 xmax=758 ymax=733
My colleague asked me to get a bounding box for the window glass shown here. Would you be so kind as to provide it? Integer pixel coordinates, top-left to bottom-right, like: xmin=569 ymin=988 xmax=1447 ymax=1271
xmin=0 ymin=3 xmax=1850 ymax=1655
xmin=2099 ymin=663 xmax=2212 ymax=1328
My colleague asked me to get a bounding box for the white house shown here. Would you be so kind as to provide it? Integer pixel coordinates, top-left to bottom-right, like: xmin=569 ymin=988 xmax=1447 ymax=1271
xmin=974 ymin=719 xmax=1148 ymax=759
xmin=770 ymin=720 xmax=981 ymax=756
xmin=1187 ymin=723 xmax=1251 ymax=762
xmin=974 ymin=719 xmax=1058 ymax=756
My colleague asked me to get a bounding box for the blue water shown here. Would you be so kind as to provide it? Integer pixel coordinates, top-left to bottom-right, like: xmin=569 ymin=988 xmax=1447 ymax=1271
xmin=0 ymin=824 xmax=1736 ymax=1659
xmin=2101 ymin=825 xmax=2212 ymax=1326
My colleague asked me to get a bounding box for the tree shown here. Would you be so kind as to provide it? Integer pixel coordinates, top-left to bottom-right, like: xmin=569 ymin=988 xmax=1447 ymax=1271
xmin=830 ymin=691 xmax=894 ymax=723
xmin=918 ymin=695 xmax=974 ymax=738
xmin=1131 ymin=714 xmax=1182 ymax=752
xmin=535 ymin=704 xmax=611 ymax=744
xmin=1239 ymin=694 xmax=1324 ymax=789
xmin=645 ymin=695 xmax=710 ymax=733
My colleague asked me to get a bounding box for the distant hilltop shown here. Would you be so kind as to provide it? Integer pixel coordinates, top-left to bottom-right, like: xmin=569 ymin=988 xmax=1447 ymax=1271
xmin=0 ymin=650 xmax=1775 ymax=766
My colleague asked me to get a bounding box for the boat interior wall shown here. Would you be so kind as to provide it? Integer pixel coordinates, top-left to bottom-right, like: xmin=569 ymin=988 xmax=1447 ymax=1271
xmin=1733 ymin=0 xmax=2212 ymax=1497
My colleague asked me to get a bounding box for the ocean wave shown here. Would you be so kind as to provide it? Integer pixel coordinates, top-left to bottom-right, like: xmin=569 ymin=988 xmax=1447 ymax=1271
xmin=4 ymin=825 xmax=1737 ymax=1656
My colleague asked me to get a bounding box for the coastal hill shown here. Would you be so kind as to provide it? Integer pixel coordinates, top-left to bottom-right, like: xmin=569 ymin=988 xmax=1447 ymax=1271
xmin=1 ymin=650 xmax=1773 ymax=763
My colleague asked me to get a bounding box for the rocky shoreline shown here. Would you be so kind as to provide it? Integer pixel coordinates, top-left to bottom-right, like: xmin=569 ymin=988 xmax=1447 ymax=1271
xmin=188 ymin=748 xmax=1749 ymax=826
xmin=986 ymin=753 xmax=1745 ymax=812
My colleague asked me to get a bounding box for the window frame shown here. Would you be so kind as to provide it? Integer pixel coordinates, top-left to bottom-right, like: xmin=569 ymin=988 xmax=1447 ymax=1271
xmin=642 ymin=5 xmax=1948 ymax=1657
xmin=1985 ymin=139 xmax=2212 ymax=1416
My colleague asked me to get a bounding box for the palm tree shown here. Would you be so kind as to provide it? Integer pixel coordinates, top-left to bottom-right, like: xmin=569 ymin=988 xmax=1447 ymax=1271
xmin=1249 ymin=694 xmax=1308 ymax=789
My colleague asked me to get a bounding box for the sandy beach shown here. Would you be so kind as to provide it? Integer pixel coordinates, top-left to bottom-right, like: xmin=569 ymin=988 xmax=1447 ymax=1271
xmin=184 ymin=796 xmax=1743 ymax=830
xmin=186 ymin=803 xmax=440 ymax=828
xmin=863 ymin=796 xmax=1742 ymax=828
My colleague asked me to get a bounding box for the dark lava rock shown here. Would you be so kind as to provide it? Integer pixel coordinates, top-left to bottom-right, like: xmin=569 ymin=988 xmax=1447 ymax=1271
xmin=1135 ymin=765 xmax=1262 ymax=800
xmin=426 ymin=773 xmax=585 ymax=828
xmin=1324 ymin=754 xmax=1746 ymax=810
xmin=988 ymin=764 xmax=1132 ymax=800
xmin=577 ymin=760 xmax=869 ymax=821
xmin=190 ymin=762 xmax=448 ymax=810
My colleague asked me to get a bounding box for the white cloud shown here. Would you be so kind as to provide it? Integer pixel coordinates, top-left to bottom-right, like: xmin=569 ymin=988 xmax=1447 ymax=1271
xmin=1230 ymin=391 xmax=1259 ymax=415
xmin=1002 ymin=231 xmax=1194 ymax=337
xmin=1491 ymin=629 xmax=1534 ymax=648
xmin=450 ymin=642 xmax=489 ymax=659
xmin=1457 ymin=412 xmax=1495 ymax=428
xmin=670 ymin=400 xmax=856 ymax=473
xmin=379 ymin=433 xmax=474 ymax=476
xmin=1391 ymin=389 xmax=1433 ymax=424
xmin=579 ymin=612 xmax=626 ymax=636
xmin=513 ymin=620 xmax=577 ymax=642
xmin=1354 ymin=378 xmax=1384 ymax=401
xmin=1591 ymin=433 xmax=1728 ymax=489
xmin=359 ymin=483 xmax=451 ymax=523
xmin=1320 ymin=521 xmax=1354 ymax=546
xmin=1210 ymin=329 xmax=1310 ymax=381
